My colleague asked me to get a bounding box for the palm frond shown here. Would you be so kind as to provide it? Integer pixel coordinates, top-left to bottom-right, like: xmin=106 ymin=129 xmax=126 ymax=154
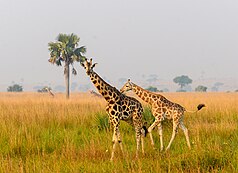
xmin=55 ymin=59 xmax=62 ymax=66
xmin=79 ymin=56 xmax=86 ymax=63
xmin=74 ymin=46 xmax=86 ymax=56
xmin=69 ymin=33 xmax=80 ymax=47
xmin=66 ymin=47 xmax=74 ymax=57
xmin=72 ymin=67 xmax=77 ymax=75
xmin=57 ymin=33 xmax=69 ymax=44
xmin=48 ymin=42 xmax=61 ymax=51
xmin=71 ymin=55 xmax=80 ymax=62
xmin=48 ymin=57 xmax=56 ymax=64
xmin=48 ymin=56 xmax=63 ymax=65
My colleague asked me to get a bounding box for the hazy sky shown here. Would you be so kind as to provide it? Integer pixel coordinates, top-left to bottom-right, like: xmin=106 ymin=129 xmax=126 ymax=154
xmin=0 ymin=0 xmax=238 ymax=91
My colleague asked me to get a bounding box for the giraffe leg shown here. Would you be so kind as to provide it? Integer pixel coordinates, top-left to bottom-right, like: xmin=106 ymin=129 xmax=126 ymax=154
xmin=148 ymin=118 xmax=161 ymax=149
xmin=110 ymin=127 xmax=118 ymax=161
xmin=180 ymin=122 xmax=191 ymax=149
xmin=132 ymin=113 xmax=142 ymax=159
xmin=134 ymin=127 xmax=141 ymax=159
xmin=141 ymin=134 xmax=145 ymax=155
xmin=128 ymin=113 xmax=144 ymax=158
xmin=117 ymin=130 xmax=124 ymax=156
xmin=110 ymin=118 xmax=123 ymax=161
xmin=110 ymin=128 xmax=124 ymax=161
xmin=166 ymin=122 xmax=179 ymax=151
xmin=157 ymin=122 xmax=164 ymax=151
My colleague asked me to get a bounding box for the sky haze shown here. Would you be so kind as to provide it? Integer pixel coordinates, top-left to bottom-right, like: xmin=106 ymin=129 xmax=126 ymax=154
xmin=0 ymin=0 xmax=238 ymax=91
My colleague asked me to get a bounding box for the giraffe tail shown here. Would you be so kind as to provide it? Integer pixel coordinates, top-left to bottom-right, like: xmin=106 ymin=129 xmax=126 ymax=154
xmin=142 ymin=125 xmax=148 ymax=137
xmin=186 ymin=104 xmax=206 ymax=113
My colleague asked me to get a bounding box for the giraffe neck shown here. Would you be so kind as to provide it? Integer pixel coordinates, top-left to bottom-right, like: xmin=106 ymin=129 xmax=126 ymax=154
xmin=89 ymin=72 xmax=121 ymax=103
xmin=131 ymin=82 xmax=162 ymax=104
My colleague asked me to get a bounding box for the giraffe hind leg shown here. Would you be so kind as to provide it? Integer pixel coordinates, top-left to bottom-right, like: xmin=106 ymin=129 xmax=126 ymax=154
xmin=180 ymin=122 xmax=191 ymax=149
xmin=148 ymin=117 xmax=162 ymax=149
xmin=165 ymin=122 xmax=179 ymax=151
xmin=141 ymin=134 xmax=145 ymax=155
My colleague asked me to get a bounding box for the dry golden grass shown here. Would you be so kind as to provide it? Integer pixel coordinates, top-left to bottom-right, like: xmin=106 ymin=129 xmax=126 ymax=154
xmin=0 ymin=92 xmax=237 ymax=172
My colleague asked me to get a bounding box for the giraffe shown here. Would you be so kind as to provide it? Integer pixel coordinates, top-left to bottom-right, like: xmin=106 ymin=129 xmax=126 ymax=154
xmin=80 ymin=59 xmax=147 ymax=161
xmin=120 ymin=79 xmax=205 ymax=151
xmin=45 ymin=87 xmax=55 ymax=97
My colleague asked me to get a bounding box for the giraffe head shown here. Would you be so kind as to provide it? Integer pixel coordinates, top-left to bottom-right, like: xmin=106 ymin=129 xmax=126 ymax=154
xmin=120 ymin=79 xmax=133 ymax=93
xmin=80 ymin=58 xmax=97 ymax=75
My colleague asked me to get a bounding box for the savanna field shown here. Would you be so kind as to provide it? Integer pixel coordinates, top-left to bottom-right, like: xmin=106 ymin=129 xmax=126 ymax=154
xmin=0 ymin=92 xmax=237 ymax=172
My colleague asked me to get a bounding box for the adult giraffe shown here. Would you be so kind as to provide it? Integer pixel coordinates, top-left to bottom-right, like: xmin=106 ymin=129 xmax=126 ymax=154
xmin=81 ymin=59 xmax=147 ymax=161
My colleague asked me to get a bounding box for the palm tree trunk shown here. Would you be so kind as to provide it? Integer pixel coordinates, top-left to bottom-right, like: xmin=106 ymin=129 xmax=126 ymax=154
xmin=64 ymin=62 xmax=70 ymax=99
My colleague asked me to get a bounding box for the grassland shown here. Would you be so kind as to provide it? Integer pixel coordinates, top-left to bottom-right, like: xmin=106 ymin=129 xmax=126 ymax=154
xmin=0 ymin=92 xmax=237 ymax=172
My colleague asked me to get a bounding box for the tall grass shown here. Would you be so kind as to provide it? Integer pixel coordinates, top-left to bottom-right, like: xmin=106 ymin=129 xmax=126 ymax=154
xmin=0 ymin=92 xmax=237 ymax=172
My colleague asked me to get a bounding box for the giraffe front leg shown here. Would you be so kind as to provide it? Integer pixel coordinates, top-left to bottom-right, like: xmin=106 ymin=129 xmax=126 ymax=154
xmin=147 ymin=118 xmax=161 ymax=149
xmin=132 ymin=113 xmax=144 ymax=158
xmin=110 ymin=129 xmax=117 ymax=161
xmin=157 ymin=122 xmax=163 ymax=151
xmin=110 ymin=117 xmax=123 ymax=161
xmin=117 ymin=129 xmax=124 ymax=156
xmin=134 ymin=127 xmax=141 ymax=159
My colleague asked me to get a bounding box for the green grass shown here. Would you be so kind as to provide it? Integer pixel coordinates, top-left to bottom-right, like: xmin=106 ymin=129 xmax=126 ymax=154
xmin=0 ymin=92 xmax=237 ymax=172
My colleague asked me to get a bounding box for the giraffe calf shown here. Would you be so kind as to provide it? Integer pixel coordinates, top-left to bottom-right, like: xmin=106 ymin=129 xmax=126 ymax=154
xmin=120 ymin=79 xmax=205 ymax=151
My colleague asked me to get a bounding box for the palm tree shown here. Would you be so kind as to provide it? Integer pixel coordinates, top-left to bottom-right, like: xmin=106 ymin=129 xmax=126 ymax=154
xmin=48 ymin=33 xmax=86 ymax=99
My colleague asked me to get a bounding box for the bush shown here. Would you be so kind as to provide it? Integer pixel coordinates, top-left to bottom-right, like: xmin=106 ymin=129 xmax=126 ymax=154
xmin=7 ymin=84 xmax=23 ymax=92
xmin=195 ymin=85 xmax=207 ymax=92
xmin=146 ymin=86 xmax=158 ymax=92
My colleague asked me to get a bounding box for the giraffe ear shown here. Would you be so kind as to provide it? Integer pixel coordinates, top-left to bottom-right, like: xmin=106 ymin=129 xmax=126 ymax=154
xmin=91 ymin=63 xmax=98 ymax=69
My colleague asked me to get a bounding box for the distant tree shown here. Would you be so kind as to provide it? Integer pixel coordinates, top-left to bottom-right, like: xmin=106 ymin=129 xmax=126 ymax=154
xmin=7 ymin=84 xmax=23 ymax=92
xmin=195 ymin=85 xmax=207 ymax=92
xmin=235 ymin=89 xmax=238 ymax=92
xmin=173 ymin=75 xmax=192 ymax=90
xmin=211 ymin=82 xmax=224 ymax=92
xmin=48 ymin=33 xmax=86 ymax=99
xmin=146 ymin=86 xmax=158 ymax=92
